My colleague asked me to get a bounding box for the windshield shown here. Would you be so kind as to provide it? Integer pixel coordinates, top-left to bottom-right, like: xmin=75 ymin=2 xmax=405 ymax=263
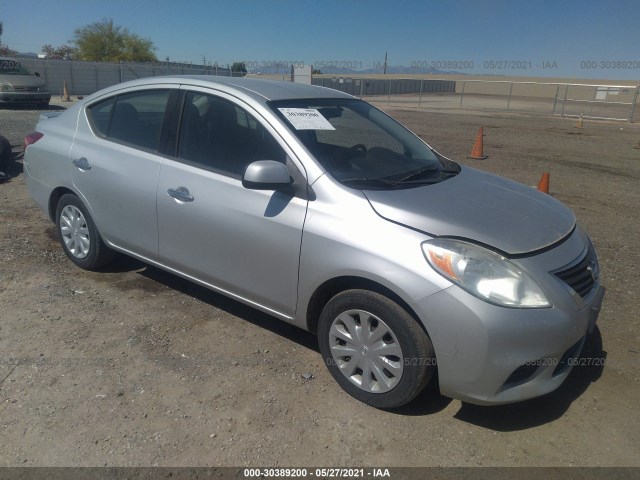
xmin=269 ymin=98 xmax=459 ymax=188
xmin=0 ymin=59 xmax=34 ymax=75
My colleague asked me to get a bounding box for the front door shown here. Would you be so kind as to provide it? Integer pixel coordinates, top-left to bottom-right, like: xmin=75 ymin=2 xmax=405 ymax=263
xmin=156 ymin=90 xmax=308 ymax=317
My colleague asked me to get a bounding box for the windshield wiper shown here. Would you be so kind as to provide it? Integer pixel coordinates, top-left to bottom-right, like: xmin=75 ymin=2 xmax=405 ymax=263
xmin=395 ymin=167 xmax=458 ymax=184
xmin=340 ymin=177 xmax=401 ymax=187
xmin=341 ymin=167 xmax=459 ymax=188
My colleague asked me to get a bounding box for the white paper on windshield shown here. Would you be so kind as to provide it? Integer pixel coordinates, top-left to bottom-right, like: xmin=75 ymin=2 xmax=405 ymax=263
xmin=278 ymin=108 xmax=335 ymax=130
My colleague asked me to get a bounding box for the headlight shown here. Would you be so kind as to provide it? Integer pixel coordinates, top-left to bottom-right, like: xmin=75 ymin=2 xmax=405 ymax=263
xmin=422 ymin=238 xmax=551 ymax=308
xmin=0 ymin=83 xmax=14 ymax=92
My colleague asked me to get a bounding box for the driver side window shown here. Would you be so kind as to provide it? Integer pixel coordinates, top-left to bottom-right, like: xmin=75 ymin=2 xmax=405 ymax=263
xmin=177 ymin=92 xmax=286 ymax=177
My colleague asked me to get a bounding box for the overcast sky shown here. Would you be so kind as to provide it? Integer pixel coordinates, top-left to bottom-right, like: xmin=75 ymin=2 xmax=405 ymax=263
xmin=2 ymin=0 xmax=639 ymax=79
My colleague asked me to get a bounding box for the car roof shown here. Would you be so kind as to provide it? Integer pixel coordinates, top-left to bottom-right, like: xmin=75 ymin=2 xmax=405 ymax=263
xmin=90 ymin=75 xmax=354 ymax=103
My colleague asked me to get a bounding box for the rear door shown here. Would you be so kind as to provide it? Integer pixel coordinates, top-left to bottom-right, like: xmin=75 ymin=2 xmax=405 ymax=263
xmin=156 ymin=89 xmax=308 ymax=317
xmin=70 ymin=87 xmax=177 ymax=258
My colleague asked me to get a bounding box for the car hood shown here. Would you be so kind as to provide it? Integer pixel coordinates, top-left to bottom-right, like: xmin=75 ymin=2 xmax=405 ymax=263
xmin=0 ymin=74 xmax=46 ymax=88
xmin=363 ymin=166 xmax=576 ymax=256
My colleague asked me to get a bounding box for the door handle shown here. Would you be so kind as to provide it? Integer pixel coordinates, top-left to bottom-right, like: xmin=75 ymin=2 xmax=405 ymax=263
xmin=167 ymin=186 xmax=194 ymax=203
xmin=72 ymin=157 xmax=91 ymax=171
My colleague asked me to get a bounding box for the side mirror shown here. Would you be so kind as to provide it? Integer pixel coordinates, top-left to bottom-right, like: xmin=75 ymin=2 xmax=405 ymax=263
xmin=34 ymin=72 xmax=41 ymax=77
xmin=242 ymin=160 xmax=292 ymax=190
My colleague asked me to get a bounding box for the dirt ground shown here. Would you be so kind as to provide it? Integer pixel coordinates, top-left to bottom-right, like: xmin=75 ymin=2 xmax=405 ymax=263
xmin=0 ymin=98 xmax=639 ymax=467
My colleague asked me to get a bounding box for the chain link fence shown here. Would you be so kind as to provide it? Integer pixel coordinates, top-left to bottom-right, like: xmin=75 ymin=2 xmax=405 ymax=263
xmin=245 ymin=74 xmax=639 ymax=122
xmin=312 ymin=77 xmax=639 ymax=122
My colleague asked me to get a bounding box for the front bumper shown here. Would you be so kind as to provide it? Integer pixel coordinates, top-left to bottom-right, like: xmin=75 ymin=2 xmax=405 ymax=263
xmin=411 ymin=229 xmax=604 ymax=405
xmin=0 ymin=91 xmax=51 ymax=104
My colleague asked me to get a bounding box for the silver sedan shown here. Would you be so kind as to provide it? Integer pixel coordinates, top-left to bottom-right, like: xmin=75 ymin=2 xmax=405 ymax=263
xmin=24 ymin=76 xmax=604 ymax=408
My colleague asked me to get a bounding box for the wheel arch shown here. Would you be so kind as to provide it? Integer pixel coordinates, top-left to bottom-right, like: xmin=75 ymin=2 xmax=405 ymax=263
xmin=305 ymin=276 xmax=428 ymax=338
xmin=48 ymin=186 xmax=77 ymax=222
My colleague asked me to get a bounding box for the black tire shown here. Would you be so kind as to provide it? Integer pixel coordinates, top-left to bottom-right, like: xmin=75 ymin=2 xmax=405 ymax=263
xmin=0 ymin=135 xmax=11 ymax=171
xmin=55 ymin=193 xmax=114 ymax=270
xmin=318 ymin=289 xmax=435 ymax=409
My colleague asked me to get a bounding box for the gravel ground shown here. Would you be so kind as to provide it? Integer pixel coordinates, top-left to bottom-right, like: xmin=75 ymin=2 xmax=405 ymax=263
xmin=0 ymin=98 xmax=639 ymax=467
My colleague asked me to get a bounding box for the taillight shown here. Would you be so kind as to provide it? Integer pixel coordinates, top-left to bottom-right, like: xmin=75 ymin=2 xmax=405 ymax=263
xmin=24 ymin=131 xmax=44 ymax=149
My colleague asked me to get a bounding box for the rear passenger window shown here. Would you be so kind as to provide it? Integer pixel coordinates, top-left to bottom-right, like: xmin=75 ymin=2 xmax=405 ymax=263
xmin=87 ymin=90 xmax=171 ymax=151
xmin=177 ymin=92 xmax=286 ymax=177
xmin=87 ymin=98 xmax=115 ymax=137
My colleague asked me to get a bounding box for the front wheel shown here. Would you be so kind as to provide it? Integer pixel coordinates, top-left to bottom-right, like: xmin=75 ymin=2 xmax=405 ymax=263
xmin=55 ymin=194 xmax=114 ymax=270
xmin=318 ymin=289 xmax=435 ymax=408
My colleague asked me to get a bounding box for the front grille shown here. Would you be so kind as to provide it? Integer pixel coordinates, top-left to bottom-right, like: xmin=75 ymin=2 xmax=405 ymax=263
xmin=554 ymin=245 xmax=598 ymax=299
xmin=13 ymin=86 xmax=38 ymax=92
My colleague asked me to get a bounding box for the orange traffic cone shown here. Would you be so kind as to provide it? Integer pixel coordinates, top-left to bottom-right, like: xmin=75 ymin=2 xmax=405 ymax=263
xmin=537 ymin=173 xmax=550 ymax=194
xmin=468 ymin=127 xmax=488 ymax=160
xmin=62 ymin=81 xmax=71 ymax=102
xmin=575 ymin=113 xmax=584 ymax=128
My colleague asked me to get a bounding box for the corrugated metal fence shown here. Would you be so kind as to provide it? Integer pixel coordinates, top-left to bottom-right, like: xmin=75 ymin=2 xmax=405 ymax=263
xmin=16 ymin=56 xmax=239 ymax=97
xmin=311 ymin=77 xmax=456 ymax=96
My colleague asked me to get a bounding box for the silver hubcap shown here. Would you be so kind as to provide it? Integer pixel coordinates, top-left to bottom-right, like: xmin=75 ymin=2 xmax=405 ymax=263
xmin=60 ymin=205 xmax=90 ymax=259
xmin=329 ymin=309 xmax=404 ymax=393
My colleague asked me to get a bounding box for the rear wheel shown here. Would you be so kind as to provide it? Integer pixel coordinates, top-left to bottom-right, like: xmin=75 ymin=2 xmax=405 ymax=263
xmin=318 ymin=289 xmax=435 ymax=408
xmin=55 ymin=194 xmax=114 ymax=270
xmin=0 ymin=135 xmax=11 ymax=170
